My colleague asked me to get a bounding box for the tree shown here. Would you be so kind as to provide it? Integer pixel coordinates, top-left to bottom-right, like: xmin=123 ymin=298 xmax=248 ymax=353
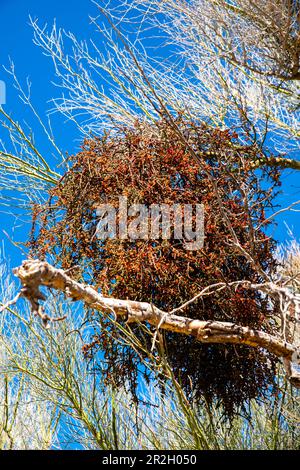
xmin=0 ymin=0 xmax=299 ymax=435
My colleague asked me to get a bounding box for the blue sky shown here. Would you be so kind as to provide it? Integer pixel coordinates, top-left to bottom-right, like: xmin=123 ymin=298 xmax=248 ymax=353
xmin=0 ymin=0 xmax=98 ymax=267
xmin=0 ymin=0 xmax=299 ymax=270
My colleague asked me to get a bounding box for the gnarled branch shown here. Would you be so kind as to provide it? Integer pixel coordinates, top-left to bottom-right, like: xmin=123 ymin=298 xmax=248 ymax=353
xmin=10 ymin=259 xmax=300 ymax=387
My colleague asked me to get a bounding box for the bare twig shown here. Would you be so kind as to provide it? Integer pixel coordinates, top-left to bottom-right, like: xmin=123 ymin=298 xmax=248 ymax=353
xmin=0 ymin=292 xmax=21 ymax=313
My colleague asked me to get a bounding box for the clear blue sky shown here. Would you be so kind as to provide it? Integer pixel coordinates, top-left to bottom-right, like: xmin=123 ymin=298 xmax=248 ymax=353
xmin=0 ymin=0 xmax=97 ymax=267
xmin=0 ymin=0 xmax=299 ymax=270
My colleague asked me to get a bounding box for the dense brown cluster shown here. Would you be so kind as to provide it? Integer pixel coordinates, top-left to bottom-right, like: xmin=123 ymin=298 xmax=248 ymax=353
xmin=29 ymin=118 xmax=281 ymax=416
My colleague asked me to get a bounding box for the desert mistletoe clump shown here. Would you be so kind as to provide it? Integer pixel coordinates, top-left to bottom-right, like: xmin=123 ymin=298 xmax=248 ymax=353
xmin=29 ymin=117 xmax=282 ymax=417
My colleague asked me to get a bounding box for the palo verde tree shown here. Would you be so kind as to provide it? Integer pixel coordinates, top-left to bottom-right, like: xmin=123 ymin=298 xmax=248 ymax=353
xmin=0 ymin=0 xmax=299 ymax=426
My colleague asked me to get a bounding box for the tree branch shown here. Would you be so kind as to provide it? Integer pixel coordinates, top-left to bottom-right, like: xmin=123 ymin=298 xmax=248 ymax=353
xmin=11 ymin=259 xmax=300 ymax=377
xmin=252 ymin=156 xmax=300 ymax=171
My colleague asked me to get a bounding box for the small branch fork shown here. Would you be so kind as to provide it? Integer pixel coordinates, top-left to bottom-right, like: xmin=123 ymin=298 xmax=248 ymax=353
xmin=1 ymin=259 xmax=299 ymax=387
